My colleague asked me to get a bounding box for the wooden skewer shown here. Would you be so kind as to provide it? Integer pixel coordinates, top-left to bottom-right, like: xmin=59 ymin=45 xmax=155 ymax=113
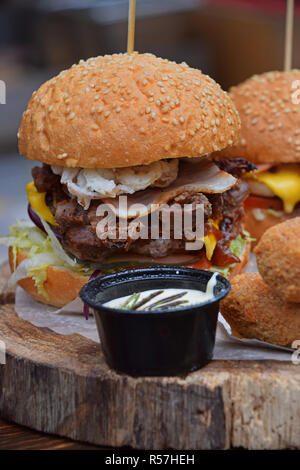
xmin=284 ymin=0 xmax=294 ymax=71
xmin=127 ymin=0 xmax=136 ymax=54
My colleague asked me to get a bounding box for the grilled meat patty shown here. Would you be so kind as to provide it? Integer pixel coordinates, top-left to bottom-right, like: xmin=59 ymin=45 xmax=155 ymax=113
xmin=31 ymin=161 xmax=250 ymax=263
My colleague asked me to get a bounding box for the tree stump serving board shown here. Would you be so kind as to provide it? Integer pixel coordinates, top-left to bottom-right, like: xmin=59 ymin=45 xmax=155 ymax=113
xmin=0 ymin=263 xmax=300 ymax=450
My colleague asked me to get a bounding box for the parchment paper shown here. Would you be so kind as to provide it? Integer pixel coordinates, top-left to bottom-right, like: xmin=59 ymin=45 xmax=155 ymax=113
xmin=13 ymin=253 xmax=296 ymax=361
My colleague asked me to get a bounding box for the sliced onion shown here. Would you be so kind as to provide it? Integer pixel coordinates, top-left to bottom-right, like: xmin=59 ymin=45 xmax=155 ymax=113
xmin=83 ymin=269 xmax=102 ymax=320
xmin=28 ymin=204 xmax=62 ymax=241
xmin=27 ymin=204 xmax=46 ymax=234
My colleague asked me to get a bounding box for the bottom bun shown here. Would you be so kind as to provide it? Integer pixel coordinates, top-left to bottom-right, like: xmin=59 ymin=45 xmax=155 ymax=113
xmin=10 ymin=240 xmax=251 ymax=308
xmin=9 ymin=247 xmax=89 ymax=308
xmin=244 ymin=207 xmax=300 ymax=245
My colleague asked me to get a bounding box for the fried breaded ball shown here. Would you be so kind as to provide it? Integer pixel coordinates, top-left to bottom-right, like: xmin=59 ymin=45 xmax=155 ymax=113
xmin=220 ymin=272 xmax=300 ymax=347
xmin=254 ymin=217 xmax=300 ymax=303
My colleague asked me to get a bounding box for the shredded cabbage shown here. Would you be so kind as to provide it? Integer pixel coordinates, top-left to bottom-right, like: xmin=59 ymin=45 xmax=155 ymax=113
xmin=0 ymin=219 xmax=93 ymax=300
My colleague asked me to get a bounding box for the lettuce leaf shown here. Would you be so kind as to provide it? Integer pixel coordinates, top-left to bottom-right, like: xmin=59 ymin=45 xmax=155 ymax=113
xmin=0 ymin=220 xmax=93 ymax=300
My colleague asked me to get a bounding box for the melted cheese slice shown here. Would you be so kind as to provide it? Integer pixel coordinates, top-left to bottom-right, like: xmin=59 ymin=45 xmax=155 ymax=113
xmin=256 ymin=169 xmax=300 ymax=213
xmin=26 ymin=181 xmax=58 ymax=225
xmin=203 ymin=219 xmax=219 ymax=261
xmin=203 ymin=233 xmax=217 ymax=260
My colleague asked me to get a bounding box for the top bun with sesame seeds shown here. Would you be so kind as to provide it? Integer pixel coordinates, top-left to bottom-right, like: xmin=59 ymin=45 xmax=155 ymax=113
xmin=18 ymin=52 xmax=240 ymax=168
xmin=219 ymin=70 xmax=300 ymax=164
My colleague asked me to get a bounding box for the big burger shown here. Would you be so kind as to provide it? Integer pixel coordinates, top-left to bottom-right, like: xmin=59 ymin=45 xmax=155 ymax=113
xmin=4 ymin=53 xmax=252 ymax=307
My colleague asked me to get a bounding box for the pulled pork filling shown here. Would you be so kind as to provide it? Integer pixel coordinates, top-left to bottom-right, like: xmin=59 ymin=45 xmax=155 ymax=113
xmin=31 ymin=159 xmax=253 ymax=265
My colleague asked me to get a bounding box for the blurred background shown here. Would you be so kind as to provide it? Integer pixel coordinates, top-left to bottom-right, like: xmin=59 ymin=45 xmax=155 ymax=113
xmin=0 ymin=0 xmax=300 ymax=261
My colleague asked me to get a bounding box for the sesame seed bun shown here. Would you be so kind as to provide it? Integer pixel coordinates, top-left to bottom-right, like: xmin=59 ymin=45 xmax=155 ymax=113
xmin=219 ymin=70 xmax=300 ymax=164
xmin=18 ymin=52 xmax=240 ymax=169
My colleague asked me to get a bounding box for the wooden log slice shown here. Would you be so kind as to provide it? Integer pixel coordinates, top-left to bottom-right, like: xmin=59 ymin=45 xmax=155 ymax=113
xmin=0 ymin=264 xmax=300 ymax=449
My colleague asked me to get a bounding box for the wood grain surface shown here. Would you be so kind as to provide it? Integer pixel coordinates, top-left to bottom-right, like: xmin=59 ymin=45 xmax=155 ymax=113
xmin=0 ymin=263 xmax=300 ymax=450
xmin=0 ymin=418 xmax=102 ymax=450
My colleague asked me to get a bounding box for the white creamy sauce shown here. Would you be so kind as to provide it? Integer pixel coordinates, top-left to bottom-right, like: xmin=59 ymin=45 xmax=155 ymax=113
xmin=103 ymin=272 xmax=218 ymax=311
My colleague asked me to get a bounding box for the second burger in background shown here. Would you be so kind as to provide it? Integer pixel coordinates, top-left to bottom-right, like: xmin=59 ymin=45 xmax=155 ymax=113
xmin=218 ymin=70 xmax=300 ymax=242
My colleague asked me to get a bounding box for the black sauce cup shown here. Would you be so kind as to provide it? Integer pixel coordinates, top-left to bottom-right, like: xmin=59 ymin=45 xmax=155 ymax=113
xmin=80 ymin=267 xmax=230 ymax=376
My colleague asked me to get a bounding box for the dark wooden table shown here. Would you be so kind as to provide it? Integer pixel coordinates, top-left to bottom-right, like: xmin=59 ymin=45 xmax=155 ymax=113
xmin=0 ymin=418 xmax=102 ymax=450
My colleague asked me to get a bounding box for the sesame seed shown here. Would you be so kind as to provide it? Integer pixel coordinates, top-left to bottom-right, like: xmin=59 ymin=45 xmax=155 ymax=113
xmin=146 ymin=107 xmax=151 ymax=114
xmin=97 ymin=106 xmax=103 ymax=113
xmin=104 ymin=111 xmax=110 ymax=118
xmin=57 ymin=153 xmax=68 ymax=160
xmin=68 ymin=112 xmax=75 ymax=120
xmin=179 ymin=117 xmax=185 ymax=124
xmin=48 ymin=105 xmax=53 ymax=112
xmin=116 ymin=107 xmax=121 ymax=113
xmin=241 ymin=138 xmax=247 ymax=146
xmin=151 ymin=112 xmax=156 ymax=119
xmin=172 ymin=119 xmax=178 ymax=125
